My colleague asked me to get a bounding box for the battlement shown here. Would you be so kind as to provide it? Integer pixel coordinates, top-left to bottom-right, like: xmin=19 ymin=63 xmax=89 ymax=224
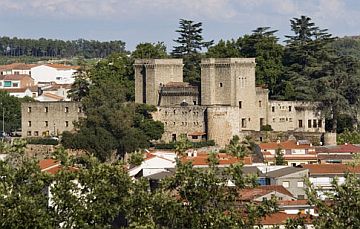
xmin=134 ymin=59 xmax=183 ymax=66
xmin=201 ymin=58 xmax=256 ymax=65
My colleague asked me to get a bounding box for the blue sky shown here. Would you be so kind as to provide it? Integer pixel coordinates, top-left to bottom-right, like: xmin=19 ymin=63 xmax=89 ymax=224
xmin=1 ymin=0 xmax=359 ymax=51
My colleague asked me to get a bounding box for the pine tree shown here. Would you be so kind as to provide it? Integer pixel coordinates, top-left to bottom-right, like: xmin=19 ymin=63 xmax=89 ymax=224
xmin=172 ymin=19 xmax=213 ymax=85
xmin=282 ymin=16 xmax=334 ymax=100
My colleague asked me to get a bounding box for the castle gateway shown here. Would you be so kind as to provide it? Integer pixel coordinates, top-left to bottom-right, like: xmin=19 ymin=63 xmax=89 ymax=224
xmin=134 ymin=58 xmax=324 ymax=146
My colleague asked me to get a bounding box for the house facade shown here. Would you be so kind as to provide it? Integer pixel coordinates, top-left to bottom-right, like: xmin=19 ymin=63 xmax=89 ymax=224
xmin=30 ymin=64 xmax=80 ymax=84
xmin=259 ymin=140 xmax=318 ymax=166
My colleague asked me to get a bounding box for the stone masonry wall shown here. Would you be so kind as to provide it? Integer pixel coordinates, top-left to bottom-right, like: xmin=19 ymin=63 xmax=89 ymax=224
xmin=151 ymin=106 xmax=206 ymax=142
xmin=21 ymin=101 xmax=84 ymax=137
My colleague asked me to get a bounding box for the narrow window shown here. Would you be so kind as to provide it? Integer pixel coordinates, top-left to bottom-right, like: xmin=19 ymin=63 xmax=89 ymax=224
xmin=64 ymin=107 xmax=69 ymax=113
xmin=239 ymin=101 xmax=242 ymax=109
xmin=313 ymin=119 xmax=317 ymax=128
xmin=219 ymin=82 xmax=223 ymax=87
xmin=241 ymin=118 xmax=246 ymax=128
xmin=308 ymin=120 xmax=312 ymax=128
xmin=45 ymin=121 xmax=48 ymax=127
xmin=193 ymin=100 xmax=197 ymax=105
xmin=28 ymin=121 xmax=32 ymax=127
xmin=288 ymin=106 xmax=292 ymax=112
xmin=78 ymin=107 xmax=82 ymax=113
xmin=27 ymin=131 xmax=31 ymax=136
xmin=44 ymin=107 xmax=48 ymax=113
xmin=65 ymin=121 xmax=69 ymax=127
xmin=260 ymin=118 xmax=264 ymax=127
xmin=28 ymin=107 xmax=31 ymax=113
xmin=259 ymin=101 xmax=262 ymax=107
xmin=299 ymin=120 xmax=303 ymax=128
xmin=272 ymin=106 xmax=275 ymax=112
xmin=34 ymin=131 xmax=39 ymax=136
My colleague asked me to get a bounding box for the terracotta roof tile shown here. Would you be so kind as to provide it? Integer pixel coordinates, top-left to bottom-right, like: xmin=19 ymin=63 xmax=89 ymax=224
xmin=1 ymin=86 xmax=38 ymax=93
xmin=0 ymin=74 xmax=33 ymax=80
xmin=45 ymin=64 xmax=80 ymax=70
xmin=302 ymin=164 xmax=360 ymax=174
xmin=41 ymin=92 xmax=64 ymax=100
xmin=316 ymin=144 xmax=360 ymax=154
xmin=260 ymin=140 xmax=314 ymax=150
xmin=0 ymin=63 xmax=38 ymax=71
xmin=181 ymin=152 xmax=252 ymax=166
xmin=239 ymin=185 xmax=293 ymax=200
xmin=260 ymin=212 xmax=313 ymax=225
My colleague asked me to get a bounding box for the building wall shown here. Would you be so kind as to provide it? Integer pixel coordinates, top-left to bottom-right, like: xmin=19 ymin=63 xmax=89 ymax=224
xmin=134 ymin=59 xmax=183 ymax=106
xmin=268 ymin=101 xmax=325 ymax=132
xmin=152 ymin=106 xmax=206 ymax=142
xmin=271 ymin=170 xmax=308 ymax=199
xmin=31 ymin=65 xmax=76 ymax=84
xmin=134 ymin=58 xmax=325 ymax=146
xmin=21 ymin=102 xmax=85 ymax=137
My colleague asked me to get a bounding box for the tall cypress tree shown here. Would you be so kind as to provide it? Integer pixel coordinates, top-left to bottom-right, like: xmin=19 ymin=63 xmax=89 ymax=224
xmin=172 ymin=19 xmax=213 ymax=85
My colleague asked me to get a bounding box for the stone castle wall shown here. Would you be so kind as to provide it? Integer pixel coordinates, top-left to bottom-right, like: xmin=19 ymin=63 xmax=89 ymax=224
xmin=151 ymin=106 xmax=206 ymax=142
xmin=135 ymin=58 xmax=325 ymax=147
xmin=134 ymin=59 xmax=183 ymax=106
xmin=21 ymin=101 xmax=84 ymax=137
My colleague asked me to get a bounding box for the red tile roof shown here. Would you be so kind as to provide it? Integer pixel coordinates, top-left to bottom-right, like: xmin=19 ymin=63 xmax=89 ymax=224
xmin=316 ymin=144 xmax=360 ymax=154
xmin=42 ymin=83 xmax=72 ymax=91
xmin=260 ymin=140 xmax=314 ymax=150
xmin=239 ymin=185 xmax=293 ymax=200
xmin=0 ymin=74 xmax=33 ymax=81
xmin=0 ymin=63 xmax=38 ymax=71
xmin=39 ymin=159 xmax=77 ymax=175
xmin=260 ymin=212 xmax=313 ymax=225
xmin=302 ymin=164 xmax=360 ymax=174
xmin=41 ymin=92 xmax=64 ymax=100
xmin=278 ymin=199 xmax=309 ymax=206
xmin=1 ymin=86 xmax=38 ymax=93
xmin=45 ymin=63 xmax=80 ymax=70
xmin=181 ymin=152 xmax=252 ymax=166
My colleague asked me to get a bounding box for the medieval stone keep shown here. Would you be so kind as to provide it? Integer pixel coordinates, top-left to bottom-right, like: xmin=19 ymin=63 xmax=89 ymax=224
xmin=136 ymin=58 xmax=324 ymax=146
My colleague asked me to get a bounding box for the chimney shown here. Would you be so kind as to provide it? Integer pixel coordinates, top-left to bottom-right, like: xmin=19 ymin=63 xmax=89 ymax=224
xmin=276 ymin=139 xmax=280 ymax=144
xmin=296 ymin=141 xmax=299 ymax=145
xmin=193 ymin=150 xmax=198 ymax=157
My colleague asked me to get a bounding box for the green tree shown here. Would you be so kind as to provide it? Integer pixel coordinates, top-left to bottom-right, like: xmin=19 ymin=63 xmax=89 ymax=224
xmin=206 ymin=39 xmax=241 ymax=58
xmin=0 ymin=91 xmax=34 ymax=132
xmin=131 ymin=42 xmax=168 ymax=59
xmin=241 ymin=27 xmax=284 ymax=94
xmin=306 ymin=173 xmax=360 ymax=228
xmin=172 ymin=19 xmax=213 ymax=85
xmin=274 ymin=147 xmax=286 ymax=165
xmin=281 ymin=15 xmax=334 ymax=100
xmin=67 ymin=58 xmax=90 ymax=101
xmin=316 ymin=55 xmax=360 ymax=132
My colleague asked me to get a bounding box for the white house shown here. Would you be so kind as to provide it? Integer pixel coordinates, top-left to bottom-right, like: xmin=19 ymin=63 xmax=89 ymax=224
xmin=128 ymin=151 xmax=176 ymax=179
xmin=3 ymin=86 xmax=39 ymax=98
xmin=31 ymin=64 xmax=80 ymax=84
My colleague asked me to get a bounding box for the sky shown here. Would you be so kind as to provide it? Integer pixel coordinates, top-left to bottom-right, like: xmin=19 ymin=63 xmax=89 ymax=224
xmin=1 ymin=0 xmax=359 ymax=51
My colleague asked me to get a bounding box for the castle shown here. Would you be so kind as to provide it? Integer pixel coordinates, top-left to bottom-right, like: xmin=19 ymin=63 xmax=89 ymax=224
xmin=135 ymin=58 xmax=324 ymax=146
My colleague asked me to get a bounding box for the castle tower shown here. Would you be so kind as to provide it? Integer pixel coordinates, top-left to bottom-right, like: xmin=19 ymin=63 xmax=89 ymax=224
xmin=134 ymin=59 xmax=183 ymax=106
xmin=200 ymin=58 xmax=256 ymax=107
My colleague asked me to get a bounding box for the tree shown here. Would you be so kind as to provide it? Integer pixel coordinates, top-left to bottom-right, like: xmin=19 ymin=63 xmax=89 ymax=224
xmin=206 ymin=39 xmax=241 ymax=58
xmin=67 ymin=58 xmax=90 ymax=101
xmin=241 ymin=27 xmax=284 ymax=95
xmin=316 ymin=55 xmax=360 ymax=132
xmin=281 ymin=16 xmax=334 ymax=100
xmin=172 ymin=19 xmax=213 ymax=85
xmin=131 ymin=42 xmax=168 ymax=59
xmin=274 ymin=147 xmax=286 ymax=165
xmin=306 ymin=172 xmax=360 ymax=228
xmin=0 ymin=91 xmax=34 ymax=132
